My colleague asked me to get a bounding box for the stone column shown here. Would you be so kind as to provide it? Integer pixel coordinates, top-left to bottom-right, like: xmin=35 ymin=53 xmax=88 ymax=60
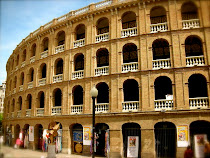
xmin=62 ymin=125 xmax=70 ymax=154
xmin=109 ymin=129 xmax=122 ymax=158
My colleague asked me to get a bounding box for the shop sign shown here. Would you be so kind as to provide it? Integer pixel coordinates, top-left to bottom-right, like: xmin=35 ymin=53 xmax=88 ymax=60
xmin=194 ymin=134 xmax=207 ymax=158
xmin=83 ymin=126 xmax=91 ymax=145
xmin=73 ymin=131 xmax=83 ymax=142
xmin=29 ymin=126 xmax=34 ymax=141
xmin=127 ymin=136 xmax=139 ymax=158
xmin=177 ymin=125 xmax=189 ymax=147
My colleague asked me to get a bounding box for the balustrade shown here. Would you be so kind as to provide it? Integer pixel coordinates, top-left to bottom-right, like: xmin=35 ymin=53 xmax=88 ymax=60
xmin=17 ymin=111 xmax=21 ymax=117
xmin=122 ymin=62 xmax=138 ymax=72
xmin=13 ymin=88 xmax=16 ymax=94
xmin=182 ymin=19 xmax=200 ymax=29
xmin=95 ymin=0 xmax=112 ymax=8
xmin=51 ymin=107 xmax=62 ymax=115
xmin=189 ymin=97 xmax=209 ymax=109
xmin=39 ymin=78 xmax=46 ymax=86
xmin=153 ymin=59 xmax=171 ymax=69
xmin=55 ymin=44 xmax=65 ymax=54
xmin=95 ymin=66 xmax=109 ymax=76
xmin=36 ymin=108 xmax=44 ymax=116
xmin=53 ymin=74 xmax=63 ymax=83
xmin=71 ymin=105 xmax=83 ymax=114
xmin=96 ymin=33 xmax=109 ymax=43
xmin=26 ymin=109 xmax=31 ymax=117
xmin=40 ymin=50 xmax=48 ymax=59
xmin=28 ymin=82 xmax=33 ymax=89
xmin=154 ymin=99 xmax=173 ymax=111
xmin=150 ymin=22 xmax=168 ymax=33
xmin=95 ymin=103 xmax=109 ymax=113
xmin=122 ymin=101 xmax=139 ymax=112
xmin=73 ymin=39 xmax=85 ymax=48
xmin=11 ymin=112 xmax=14 ymax=118
xmin=121 ymin=27 xmax=137 ymax=38
xmin=186 ymin=56 xmax=205 ymax=67
xmin=19 ymin=85 xmax=23 ymax=92
xmin=15 ymin=66 xmax=18 ymax=71
xmin=72 ymin=70 xmax=84 ymax=79
xmin=21 ymin=61 xmax=26 ymax=68
xmin=74 ymin=6 xmax=89 ymax=15
xmin=30 ymin=56 xmax=35 ymax=63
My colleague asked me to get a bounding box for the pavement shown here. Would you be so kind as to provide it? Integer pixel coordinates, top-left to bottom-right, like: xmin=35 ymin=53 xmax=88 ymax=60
xmin=0 ymin=145 xmax=105 ymax=158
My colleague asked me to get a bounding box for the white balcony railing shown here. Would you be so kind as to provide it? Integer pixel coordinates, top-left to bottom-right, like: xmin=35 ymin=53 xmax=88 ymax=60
xmin=30 ymin=56 xmax=35 ymax=63
xmin=72 ymin=70 xmax=84 ymax=79
xmin=15 ymin=66 xmax=18 ymax=71
xmin=28 ymin=82 xmax=33 ymax=89
xmin=26 ymin=109 xmax=31 ymax=117
xmin=96 ymin=33 xmax=109 ymax=43
xmin=71 ymin=105 xmax=83 ymax=114
xmin=38 ymin=78 xmax=46 ymax=86
xmin=36 ymin=108 xmax=44 ymax=116
xmin=121 ymin=27 xmax=137 ymax=38
xmin=19 ymin=85 xmax=23 ymax=92
xmin=13 ymin=88 xmax=16 ymax=94
xmin=186 ymin=55 xmax=205 ymax=67
xmin=53 ymin=74 xmax=63 ymax=83
xmin=154 ymin=99 xmax=173 ymax=111
xmin=95 ymin=103 xmax=109 ymax=113
xmin=11 ymin=112 xmax=14 ymax=118
xmin=122 ymin=62 xmax=138 ymax=72
xmin=52 ymin=107 xmax=62 ymax=115
xmin=150 ymin=22 xmax=168 ymax=33
xmin=40 ymin=50 xmax=48 ymax=59
xmin=189 ymin=97 xmax=209 ymax=109
xmin=122 ymin=101 xmax=139 ymax=112
xmin=95 ymin=66 xmax=109 ymax=76
xmin=55 ymin=44 xmax=65 ymax=54
xmin=153 ymin=59 xmax=171 ymax=69
xmin=17 ymin=111 xmax=21 ymax=117
xmin=95 ymin=0 xmax=112 ymax=8
xmin=73 ymin=39 xmax=85 ymax=48
xmin=182 ymin=19 xmax=200 ymax=29
xmin=21 ymin=61 xmax=26 ymax=68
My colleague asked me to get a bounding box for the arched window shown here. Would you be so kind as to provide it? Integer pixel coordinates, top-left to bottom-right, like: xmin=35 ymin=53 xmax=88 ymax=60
xmin=22 ymin=49 xmax=26 ymax=62
xmin=123 ymin=43 xmax=138 ymax=63
xmin=122 ymin=11 xmax=136 ymax=29
xmin=150 ymin=6 xmax=167 ymax=24
xmin=54 ymin=88 xmax=62 ymax=106
xmin=74 ymin=54 xmax=84 ymax=71
xmin=31 ymin=44 xmax=36 ymax=57
xmin=55 ymin=59 xmax=63 ymax=75
xmin=38 ymin=91 xmax=45 ymax=108
xmin=96 ymin=82 xmax=109 ymax=103
xmin=40 ymin=64 xmax=46 ymax=78
xmin=29 ymin=68 xmax=34 ymax=82
xmin=27 ymin=94 xmax=32 ymax=109
xmin=96 ymin=48 xmax=109 ymax=67
xmin=73 ymin=86 xmax=83 ymax=105
xmin=20 ymin=72 xmax=24 ymax=85
xmin=154 ymin=76 xmax=172 ymax=100
xmin=188 ymin=74 xmax=208 ymax=98
xmin=185 ymin=36 xmax=203 ymax=57
xmin=18 ymin=96 xmax=22 ymax=110
xmin=42 ymin=37 xmax=49 ymax=51
xmin=16 ymin=55 xmax=19 ymax=66
xmin=57 ymin=31 xmax=65 ymax=46
xmin=152 ymin=39 xmax=170 ymax=60
xmin=123 ymin=79 xmax=139 ymax=101
xmin=75 ymin=24 xmax=85 ymax=40
xmin=14 ymin=76 xmax=17 ymax=88
xmin=181 ymin=1 xmax=198 ymax=20
xmin=96 ymin=17 xmax=109 ymax=35
xmin=12 ymin=99 xmax=15 ymax=112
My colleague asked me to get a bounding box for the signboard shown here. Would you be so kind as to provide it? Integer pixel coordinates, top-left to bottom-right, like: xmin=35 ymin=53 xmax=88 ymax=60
xmin=83 ymin=126 xmax=91 ymax=145
xmin=73 ymin=131 xmax=83 ymax=143
xmin=127 ymin=136 xmax=139 ymax=158
xmin=177 ymin=125 xmax=189 ymax=147
xmin=194 ymin=134 xmax=207 ymax=158
xmin=29 ymin=126 xmax=34 ymax=141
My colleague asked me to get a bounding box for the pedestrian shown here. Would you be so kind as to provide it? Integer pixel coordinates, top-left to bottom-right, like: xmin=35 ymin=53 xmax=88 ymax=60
xmin=204 ymin=141 xmax=210 ymax=158
xmin=184 ymin=145 xmax=193 ymax=158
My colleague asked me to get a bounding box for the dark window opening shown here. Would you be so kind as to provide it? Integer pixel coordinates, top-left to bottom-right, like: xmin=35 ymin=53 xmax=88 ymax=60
xmin=27 ymin=95 xmax=32 ymax=109
xmin=152 ymin=39 xmax=170 ymax=60
xmin=30 ymin=69 xmax=34 ymax=82
xmin=123 ymin=79 xmax=139 ymax=101
xmin=123 ymin=44 xmax=138 ymax=63
xmin=97 ymin=83 xmax=109 ymax=103
xmin=56 ymin=60 xmax=63 ymax=75
xmin=185 ymin=36 xmax=203 ymax=57
xmin=57 ymin=32 xmax=65 ymax=46
xmin=76 ymin=25 xmax=85 ymax=40
xmin=122 ymin=12 xmax=136 ymax=29
xmin=40 ymin=92 xmax=45 ymax=108
xmin=97 ymin=49 xmax=109 ymax=67
xmin=181 ymin=2 xmax=198 ymax=20
xmin=73 ymin=86 xmax=83 ymax=105
xmin=42 ymin=65 xmax=46 ymax=78
xmin=43 ymin=39 xmax=49 ymax=51
xmin=54 ymin=89 xmax=62 ymax=106
xmin=32 ymin=44 xmax=36 ymax=57
xmin=150 ymin=7 xmax=167 ymax=24
xmin=75 ymin=54 xmax=84 ymax=71
xmin=97 ymin=18 xmax=109 ymax=35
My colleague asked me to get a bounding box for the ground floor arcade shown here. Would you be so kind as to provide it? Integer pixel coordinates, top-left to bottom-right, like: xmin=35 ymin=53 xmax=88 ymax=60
xmin=3 ymin=110 xmax=210 ymax=158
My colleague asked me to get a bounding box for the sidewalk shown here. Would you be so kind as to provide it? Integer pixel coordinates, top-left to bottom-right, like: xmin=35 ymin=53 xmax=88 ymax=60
xmin=0 ymin=145 xmax=103 ymax=158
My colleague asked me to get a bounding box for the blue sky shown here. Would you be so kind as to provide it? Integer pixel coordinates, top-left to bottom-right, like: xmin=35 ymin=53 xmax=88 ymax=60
xmin=0 ymin=0 xmax=101 ymax=84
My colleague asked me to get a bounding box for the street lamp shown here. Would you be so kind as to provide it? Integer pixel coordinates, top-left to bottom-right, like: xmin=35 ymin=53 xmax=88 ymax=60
xmin=90 ymin=85 xmax=98 ymax=158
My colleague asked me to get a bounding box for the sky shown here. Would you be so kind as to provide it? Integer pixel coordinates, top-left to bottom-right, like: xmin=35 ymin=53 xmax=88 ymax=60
xmin=0 ymin=0 xmax=101 ymax=84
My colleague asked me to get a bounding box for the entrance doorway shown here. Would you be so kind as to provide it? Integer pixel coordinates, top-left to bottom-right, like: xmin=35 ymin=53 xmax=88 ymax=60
xmin=35 ymin=124 xmax=43 ymax=150
xmin=72 ymin=124 xmax=83 ymax=154
xmin=155 ymin=122 xmax=176 ymax=158
xmin=95 ymin=123 xmax=109 ymax=156
xmin=122 ymin=123 xmax=141 ymax=158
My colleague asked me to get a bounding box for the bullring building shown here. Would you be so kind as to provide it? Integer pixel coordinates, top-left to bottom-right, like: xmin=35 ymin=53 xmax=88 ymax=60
xmin=3 ymin=0 xmax=210 ymax=157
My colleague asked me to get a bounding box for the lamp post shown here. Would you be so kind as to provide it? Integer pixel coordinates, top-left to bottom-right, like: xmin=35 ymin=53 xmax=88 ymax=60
xmin=90 ymin=85 xmax=98 ymax=158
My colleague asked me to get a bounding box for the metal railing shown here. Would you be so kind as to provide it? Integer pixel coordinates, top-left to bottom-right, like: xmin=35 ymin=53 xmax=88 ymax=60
xmin=189 ymin=97 xmax=209 ymax=109
xmin=122 ymin=101 xmax=139 ymax=112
